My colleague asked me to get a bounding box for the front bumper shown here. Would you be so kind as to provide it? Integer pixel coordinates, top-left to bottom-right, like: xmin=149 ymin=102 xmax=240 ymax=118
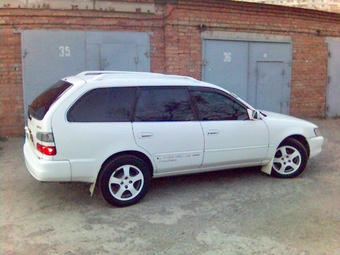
xmin=308 ymin=136 xmax=324 ymax=158
xmin=23 ymin=138 xmax=71 ymax=182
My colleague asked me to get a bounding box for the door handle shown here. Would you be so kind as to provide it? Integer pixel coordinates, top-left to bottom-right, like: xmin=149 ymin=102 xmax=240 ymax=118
xmin=138 ymin=132 xmax=154 ymax=139
xmin=207 ymin=130 xmax=220 ymax=135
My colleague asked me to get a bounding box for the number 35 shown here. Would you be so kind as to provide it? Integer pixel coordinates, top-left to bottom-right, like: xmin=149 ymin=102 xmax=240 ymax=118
xmin=59 ymin=46 xmax=71 ymax=57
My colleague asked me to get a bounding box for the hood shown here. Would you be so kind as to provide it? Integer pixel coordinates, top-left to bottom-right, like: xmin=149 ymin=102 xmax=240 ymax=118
xmin=259 ymin=110 xmax=318 ymax=128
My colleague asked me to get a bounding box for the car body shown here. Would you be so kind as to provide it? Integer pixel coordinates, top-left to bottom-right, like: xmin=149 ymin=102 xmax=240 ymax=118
xmin=23 ymin=71 xmax=324 ymax=207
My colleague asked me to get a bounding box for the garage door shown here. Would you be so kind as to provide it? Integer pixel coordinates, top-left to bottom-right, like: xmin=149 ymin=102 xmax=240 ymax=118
xmin=21 ymin=30 xmax=150 ymax=118
xmin=326 ymin=40 xmax=340 ymax=118
xmin=202 ymin=39 xmax=292 ymax=114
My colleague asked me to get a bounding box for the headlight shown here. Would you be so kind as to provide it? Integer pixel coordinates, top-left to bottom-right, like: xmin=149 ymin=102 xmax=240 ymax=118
xmin=314 ymin=128 xmax=321 ymax=137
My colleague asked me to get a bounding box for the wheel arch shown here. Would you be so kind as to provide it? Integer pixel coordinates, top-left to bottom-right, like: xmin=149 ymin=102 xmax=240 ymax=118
xmin=280 ymin=135 xmax=310 ymax=157
xmin=96 ymin=151 xmax=153 ymax=207
xmin=99 ymin=150 xmax=154 ymax=178
xmin=90 ymin=150 xmax=154 ymax=196
xmin=261 ymin=134 xmax=310 ymax=176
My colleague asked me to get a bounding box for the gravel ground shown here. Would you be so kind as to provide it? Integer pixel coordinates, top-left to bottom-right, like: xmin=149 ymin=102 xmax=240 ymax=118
xmin=1 ymin=118 xmax=340 ymax=255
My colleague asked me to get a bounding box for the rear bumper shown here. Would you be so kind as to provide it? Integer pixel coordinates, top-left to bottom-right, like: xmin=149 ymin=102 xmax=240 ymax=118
xmin=23 ymin=138 xmax=71 ymax=182
xmin=308 ymin=136 xmax=324 ymax=158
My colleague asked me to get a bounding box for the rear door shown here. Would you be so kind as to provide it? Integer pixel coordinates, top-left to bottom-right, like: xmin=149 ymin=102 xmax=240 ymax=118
xmin=132 ymin=87 xmax=204 ymax=173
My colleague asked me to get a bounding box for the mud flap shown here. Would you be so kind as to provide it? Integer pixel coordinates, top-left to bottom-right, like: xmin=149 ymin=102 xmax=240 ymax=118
xmin=89 ymin=182 xmax=96 ymax=196
xmin=261 ymin=157 xmax=273 ymax=175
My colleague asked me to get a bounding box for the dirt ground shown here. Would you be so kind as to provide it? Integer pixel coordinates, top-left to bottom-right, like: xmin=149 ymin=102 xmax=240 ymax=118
xmin=1 ymin=118 xmax=340 ymax=255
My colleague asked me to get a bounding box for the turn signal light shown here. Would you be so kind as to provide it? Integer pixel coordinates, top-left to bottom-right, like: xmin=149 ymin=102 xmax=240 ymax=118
xmin=37 ymin=143 xmax=57 ymax=156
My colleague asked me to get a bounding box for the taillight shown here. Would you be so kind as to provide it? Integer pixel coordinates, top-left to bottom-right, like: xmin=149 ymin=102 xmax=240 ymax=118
xmin=36 ymin=132 xmax=56 ymax=156
xmin=36 ymin=132 xmax=54 ymax=142
xmin=37 ymin=143 xmax=57 ymax=156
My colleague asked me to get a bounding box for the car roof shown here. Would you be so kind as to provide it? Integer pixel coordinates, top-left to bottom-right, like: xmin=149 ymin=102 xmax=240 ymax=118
xmin=62 ymin=71 xmax=254 ymax=110
xmin=74 ymin=71 xmax=208 ymax=86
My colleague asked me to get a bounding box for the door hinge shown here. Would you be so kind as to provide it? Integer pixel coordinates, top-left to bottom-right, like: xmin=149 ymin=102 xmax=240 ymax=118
xmin=202 ymin=59 xmax=208 ymax=66
xmin=328 ymin=52 xmax=331 ymax=58
xmin=134 ymin=55 xmax=139 ymax=64
xmin=101 ymin=58 xmax=109 ymax=69
xmin=22 ymin=49 xmax=28 ymax=58
xmin=328 ymin=76 xmax=331 ymax=84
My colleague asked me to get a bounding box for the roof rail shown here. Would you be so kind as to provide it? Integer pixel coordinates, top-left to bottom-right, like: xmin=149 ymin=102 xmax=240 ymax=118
xmin=76 ymin=71 xmax=164 ymax=80
xmin=76 ymin=71 xmax=148 ymax=76
xmin=161 ymin=75 xmax=199 ymax=82
xmin=75 ymin=71 xmax=200 ymax=82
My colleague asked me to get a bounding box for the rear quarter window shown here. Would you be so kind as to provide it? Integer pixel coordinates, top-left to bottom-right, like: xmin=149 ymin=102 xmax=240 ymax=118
xmin=29 ymin=80 xmax=72 ymax=120
xmin=67 ymin=87 xmax=137 ymax=122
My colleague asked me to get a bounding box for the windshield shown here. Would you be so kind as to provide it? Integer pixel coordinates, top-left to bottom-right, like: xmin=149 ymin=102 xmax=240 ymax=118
xmin=28 ymin=80 xmax=72 ymax=120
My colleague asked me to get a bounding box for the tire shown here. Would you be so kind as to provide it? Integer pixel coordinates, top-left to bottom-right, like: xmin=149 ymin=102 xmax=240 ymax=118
xmin=98 ymin=155 xmax=151 ymax=207
xmin=271 ymin=138 xmax=308 ymax=178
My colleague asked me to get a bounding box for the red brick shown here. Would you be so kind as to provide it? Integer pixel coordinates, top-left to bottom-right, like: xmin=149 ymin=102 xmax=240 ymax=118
xmin=1 ymin=0 xmax=339 ymax=136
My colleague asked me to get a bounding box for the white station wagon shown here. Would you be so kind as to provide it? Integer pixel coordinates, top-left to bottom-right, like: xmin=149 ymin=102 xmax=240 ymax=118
xmin=24 ymin=71 xmax=324 ymax=207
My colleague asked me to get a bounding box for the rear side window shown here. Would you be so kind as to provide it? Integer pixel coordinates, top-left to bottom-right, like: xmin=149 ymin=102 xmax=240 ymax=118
xmin=28 ymin=80 xmax=72 ymax=120
xmin=67 ymin=87 xmax=137 ymax=122
xmin=134 ymin=87 xmax=195 ymax=121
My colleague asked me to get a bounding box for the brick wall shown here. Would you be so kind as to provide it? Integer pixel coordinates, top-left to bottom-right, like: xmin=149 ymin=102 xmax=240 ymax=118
xmin=1 ymin=0 xmax=340 ymax=137
xmin=162 ymin=0 xmax=339 ymax=117
xmin=0 ymin=29 xmax=23 ymax=137
xmin=291 ymin=35 xmax=328 ymax=117
xmin=0 ymin=6 xmax=164 ymax=137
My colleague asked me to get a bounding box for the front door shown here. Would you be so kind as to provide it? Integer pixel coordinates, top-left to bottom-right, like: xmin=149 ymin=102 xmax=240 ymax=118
xmin=190 ymin=87 xmax=269 ymax=168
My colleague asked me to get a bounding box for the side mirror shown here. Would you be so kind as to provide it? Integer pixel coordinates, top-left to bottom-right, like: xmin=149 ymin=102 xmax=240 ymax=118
xmin=247 ymin=109 xmax=261 ymax=120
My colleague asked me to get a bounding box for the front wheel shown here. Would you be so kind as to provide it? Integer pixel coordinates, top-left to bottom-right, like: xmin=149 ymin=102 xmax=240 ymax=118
xmin=98 ymin=155 xmax=151 ymax=207
xmin=271 ymin=138 xmax=308 ymax=178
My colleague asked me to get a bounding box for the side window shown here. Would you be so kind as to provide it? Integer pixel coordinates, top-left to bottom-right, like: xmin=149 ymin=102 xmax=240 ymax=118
xmin=134 ymin=87 xmax=195 ymax=121
xmin=191 ymin=89 xmax=248 ymax=121
xmin=67 ymin=87 xmax=137 ymax=122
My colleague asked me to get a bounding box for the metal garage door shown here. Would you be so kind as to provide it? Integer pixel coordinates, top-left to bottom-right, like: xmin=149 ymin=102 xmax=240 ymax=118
xmin=21 ymin=30 xmax=150 ymax=117
xmin=21 ymin=30 xmax=86 ymax=116
xmin=85 ymin=31 xmax=150 ymax=71
xmin=326 ymin=40 xmax=340 ymax=118
xmin=202 ymin=39 xmax=292 ymax=114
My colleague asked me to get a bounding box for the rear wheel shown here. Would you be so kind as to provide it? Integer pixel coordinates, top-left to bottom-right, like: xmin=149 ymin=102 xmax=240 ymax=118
xmin=271 ymin=138 xmax=308 ymax=178
xmin=98 ymin=155 xmax=151 ymax=207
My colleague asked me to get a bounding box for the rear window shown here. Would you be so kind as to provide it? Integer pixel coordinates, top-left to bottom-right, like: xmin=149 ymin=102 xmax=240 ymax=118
xmin=28 ymin=80 xmax=72 ymax=120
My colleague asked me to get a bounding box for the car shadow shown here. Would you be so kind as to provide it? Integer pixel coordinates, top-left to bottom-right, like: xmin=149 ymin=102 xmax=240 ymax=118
xmin=147 ymin=166 xmax=265 ymax=200
xmin=27 ymin=166 xmax=265 ymax=209
xmin=151 ymin=166 xmax=263 ymax=187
